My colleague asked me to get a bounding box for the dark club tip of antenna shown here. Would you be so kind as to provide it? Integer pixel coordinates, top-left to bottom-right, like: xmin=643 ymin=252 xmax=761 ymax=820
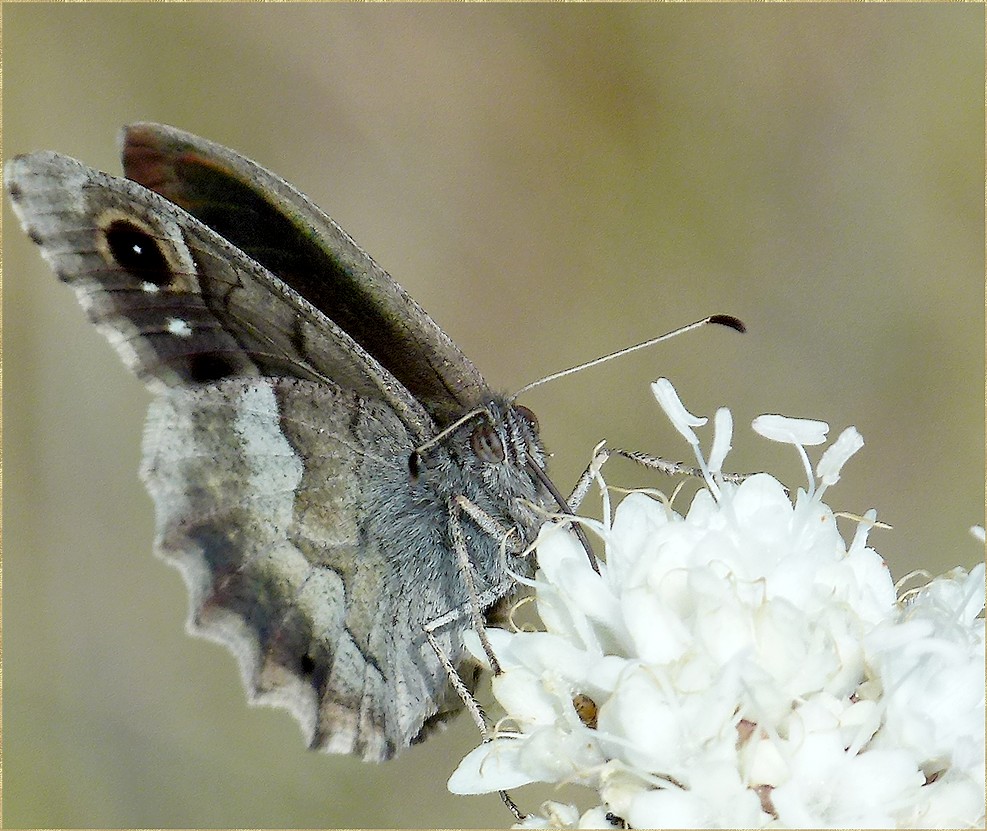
xmin=709 ymin=314 xmax=746 ymax=334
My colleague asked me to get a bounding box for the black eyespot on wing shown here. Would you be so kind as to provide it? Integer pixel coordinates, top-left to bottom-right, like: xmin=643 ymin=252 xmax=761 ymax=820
xmin=104 ymin=219 xmax=174 ymax=287
xmin=471 ymin=423 xmax=505 ymax=463
xmin=187 ymin=353 xmax=236 ymax=383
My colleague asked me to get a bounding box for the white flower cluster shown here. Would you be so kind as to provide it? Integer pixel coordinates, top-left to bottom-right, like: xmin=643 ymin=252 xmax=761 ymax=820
xmin=449 ymin=380 xmax=985 ymax=829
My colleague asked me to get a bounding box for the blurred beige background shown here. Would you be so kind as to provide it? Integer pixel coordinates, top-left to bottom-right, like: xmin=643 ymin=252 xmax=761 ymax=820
xmin=3 ymin=5 xmax=982 ymax=828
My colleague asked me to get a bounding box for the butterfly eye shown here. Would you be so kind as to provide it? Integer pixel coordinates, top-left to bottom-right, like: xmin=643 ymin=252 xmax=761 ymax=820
xmin=471 ymin=423 xmax=505 ymax=464
xmin=514 ymin=405 xmax=539 ymax=433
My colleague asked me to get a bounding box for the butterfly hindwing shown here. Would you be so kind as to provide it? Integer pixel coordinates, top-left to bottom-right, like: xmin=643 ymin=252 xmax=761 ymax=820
xmin=142 ymin=375 xmax=482 ymax=760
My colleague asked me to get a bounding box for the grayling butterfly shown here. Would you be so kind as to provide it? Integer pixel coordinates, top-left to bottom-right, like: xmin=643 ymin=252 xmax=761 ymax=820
xmin=5 ymin=124 xmax=566 ymax=762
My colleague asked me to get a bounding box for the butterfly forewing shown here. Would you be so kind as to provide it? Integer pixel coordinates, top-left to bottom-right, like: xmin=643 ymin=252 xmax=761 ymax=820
xmin=121 ymin=122 xmax=491 ymax=424
xmin=6 ymin=150 xmax=435 ymax=440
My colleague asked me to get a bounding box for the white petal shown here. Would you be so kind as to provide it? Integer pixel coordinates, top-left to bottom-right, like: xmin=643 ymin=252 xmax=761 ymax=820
xmin=448 ymin=739 xmax=536 ymax=794
xmin=816 ymin=425 xmax=864 ymax=484
xmin=626 ymin=787 xmax=707 ymax=829
xmin=752 ymin=414 xmax=829 ymax=445
xmin=708 ymin=407 xmax=733 ymax=474
xmin=652 ymin=378 xmax=707 ymax=445
xmin=492 ymin=668 xmax=559 ymax=726
xmin=517 ymin=726 xmax=604 ymax=784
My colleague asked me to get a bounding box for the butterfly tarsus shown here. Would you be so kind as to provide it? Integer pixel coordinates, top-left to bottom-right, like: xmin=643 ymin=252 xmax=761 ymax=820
xmin=423 ymin=626 xmax=489 ymax=738
xmin=500 ymin=788 xmax=526 ymax=822
xmin=567 ymin=445 xmax=755 ymax=509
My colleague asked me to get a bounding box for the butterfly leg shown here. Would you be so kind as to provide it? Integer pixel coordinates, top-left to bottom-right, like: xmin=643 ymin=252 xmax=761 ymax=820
xmin=423 ymin=624 xmax=489 ymax=738
xmin=421 ymin=499 xmax=514 ymax=720
xmin=422 ymin=496 xmax=521 ymax=726
xmin=567 ymin=445 xmax=750 ymax=509
xmin=424 ymin=501 xmax=528 ymax=824
xmin=447 ymin=495 xmax=524 ymax=675
xmin=424 ymin=615 xmax=527 ymax=824
xmin=452 ymin=493 xmax=525 ymax=555
xmin=567 ymin=443 xmax=614 ymax=510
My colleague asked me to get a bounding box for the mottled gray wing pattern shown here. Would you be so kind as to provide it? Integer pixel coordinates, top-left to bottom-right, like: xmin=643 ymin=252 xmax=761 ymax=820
xmin=142 ymin=377 xmax=491 ymax=761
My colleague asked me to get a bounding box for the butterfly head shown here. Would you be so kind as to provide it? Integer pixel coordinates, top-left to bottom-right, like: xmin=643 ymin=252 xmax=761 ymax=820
xmin=408 ymin=397 xmax=550 ymax=508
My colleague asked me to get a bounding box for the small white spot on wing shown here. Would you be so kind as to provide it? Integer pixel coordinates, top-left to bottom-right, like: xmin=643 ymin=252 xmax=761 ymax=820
xmin=166 ymin=317 xmax=193 ymax=338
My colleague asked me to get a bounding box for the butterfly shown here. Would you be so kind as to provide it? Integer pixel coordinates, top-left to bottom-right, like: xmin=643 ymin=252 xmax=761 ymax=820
xmin=5 ymin=124 xmax=564 ymax=762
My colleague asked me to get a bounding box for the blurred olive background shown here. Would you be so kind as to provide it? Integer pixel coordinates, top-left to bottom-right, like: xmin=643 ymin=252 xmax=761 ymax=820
xmin=3 ymin=5 xmax=982 ymax=829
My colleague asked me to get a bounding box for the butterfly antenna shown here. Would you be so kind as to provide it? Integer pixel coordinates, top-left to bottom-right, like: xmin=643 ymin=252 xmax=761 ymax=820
xmin=414 ymin=406 xmax=488 ymax=458
xmin=512 ymin=314 xmax=745 ymax=398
